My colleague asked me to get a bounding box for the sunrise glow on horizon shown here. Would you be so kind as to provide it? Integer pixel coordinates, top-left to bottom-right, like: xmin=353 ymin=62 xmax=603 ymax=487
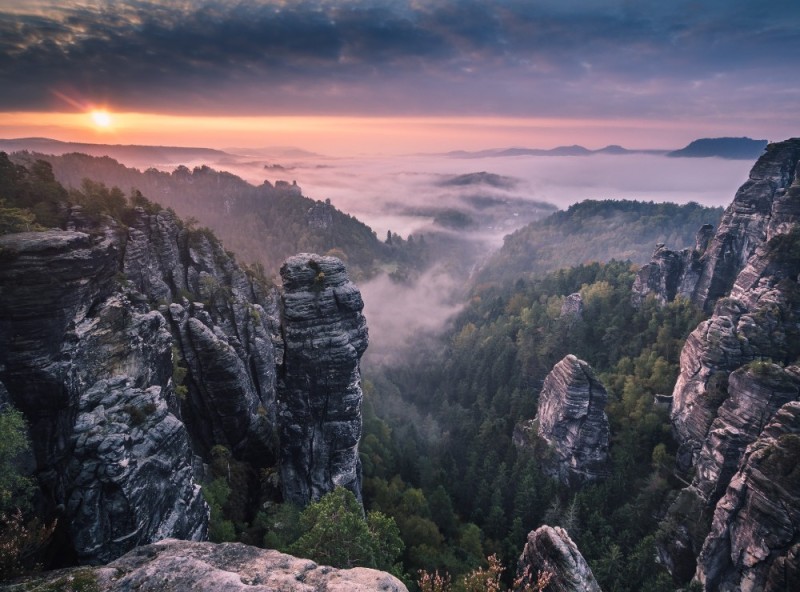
xmin=1 ymin=1 xmax=797 ymax=154
xmin=0 ymin=109 xmax=783 ymax=156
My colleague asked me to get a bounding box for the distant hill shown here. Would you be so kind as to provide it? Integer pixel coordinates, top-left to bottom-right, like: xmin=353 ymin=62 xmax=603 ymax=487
xmin=8 ymin=151 xmax=412 ymax=280
xmin=445 ymin=145 xmax=667 ymax=158
xmin=474 ymin=199 xmax=724 ymax=285
xmin=438 ymin=171 xmax=518 ymax=189
xmin=667 ymin=137 xmax=768 ymax=160
xmin=0 ymin=137 xmax=234 ymax=168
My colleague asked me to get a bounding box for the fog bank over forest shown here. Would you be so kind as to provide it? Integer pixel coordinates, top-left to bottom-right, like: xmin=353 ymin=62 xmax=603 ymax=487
xmin=222 ymin=151 xmax=752 ymax=241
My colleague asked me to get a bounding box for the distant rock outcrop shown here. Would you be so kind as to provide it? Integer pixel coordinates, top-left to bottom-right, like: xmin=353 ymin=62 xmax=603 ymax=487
xmin=536 ymin=355 xmax=610 ymax=486
xmin=559 ymin=293 xmax=583 ymax=320
xmin=631 ymin=224 xmax=713 ymax=307
xmin=667 ymin=137 xmax=768 ymax=160
xmin=278 ymin=254 xmax=369 ymax=506
xmin=3 ymin=538 xmax=408 ymax=592
xmin=516 ymin=526 xmax=601 ymax=592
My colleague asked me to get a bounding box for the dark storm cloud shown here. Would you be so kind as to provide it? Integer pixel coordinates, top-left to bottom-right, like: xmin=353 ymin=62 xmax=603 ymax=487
xmin=1 ymin=0 xmax=798 ymax=116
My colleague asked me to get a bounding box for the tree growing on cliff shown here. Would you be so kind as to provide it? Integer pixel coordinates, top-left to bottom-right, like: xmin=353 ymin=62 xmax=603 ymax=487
xmin=0 ymin=407 xmax=56 ymax=577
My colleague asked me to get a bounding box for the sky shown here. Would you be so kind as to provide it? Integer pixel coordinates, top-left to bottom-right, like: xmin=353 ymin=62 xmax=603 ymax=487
xmin=1 ymin=0 xmax=799 ymax=154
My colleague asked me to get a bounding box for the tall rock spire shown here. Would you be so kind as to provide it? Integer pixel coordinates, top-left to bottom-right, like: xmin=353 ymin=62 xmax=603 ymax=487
xmin=277 ymin=254 xmax=369 ymax=506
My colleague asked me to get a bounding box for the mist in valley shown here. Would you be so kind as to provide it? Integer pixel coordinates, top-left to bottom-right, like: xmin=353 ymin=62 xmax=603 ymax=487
xmin=217 ymin=150 xmax=751 ymax=365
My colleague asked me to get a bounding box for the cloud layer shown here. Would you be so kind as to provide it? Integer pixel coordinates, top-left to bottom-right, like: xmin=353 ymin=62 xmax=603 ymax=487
xmin=1 ymin=0 xmax=799 ymax=122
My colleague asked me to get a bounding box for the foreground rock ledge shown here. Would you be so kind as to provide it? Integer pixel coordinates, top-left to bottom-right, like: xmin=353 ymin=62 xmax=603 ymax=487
xmin=1 ymin=539 xmax=408 ymax=592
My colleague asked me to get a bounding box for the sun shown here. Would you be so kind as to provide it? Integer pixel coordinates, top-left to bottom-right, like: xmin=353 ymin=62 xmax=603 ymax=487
xmin=89 ymin=110 xmax=113 ymax=129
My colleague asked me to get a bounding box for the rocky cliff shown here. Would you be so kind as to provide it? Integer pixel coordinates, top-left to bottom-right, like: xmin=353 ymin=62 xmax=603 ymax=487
xmin=535 ymin=355 xmax=610 ymax=487
xmin=0 ymin=207 xmax=368 ymax=564
xmin=516 ymin=526 xmax=601 ymax=592
xmin=0 ymin=224 xmax=209 ymax=563
xmin=1 ymin=538 xmax=408 ymax=592
xmin=695 ymin=401 xmax=800 ymax=592
xmin=278 ymin=254 xmax=368 ymax=506
xmin=692 ymin=139 xmax=800 ymax=310
xmin=633 ymin=139 xmax=800 ymax=311
xmin=657 ymin=138 xmax=800 ymax=586
xmin=630 ymin=224 xmax=713 ymax=308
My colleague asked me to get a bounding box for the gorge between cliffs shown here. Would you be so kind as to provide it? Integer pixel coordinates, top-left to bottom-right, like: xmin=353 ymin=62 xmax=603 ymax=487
xmin=0 ymin=139 xmax=799 ymax=592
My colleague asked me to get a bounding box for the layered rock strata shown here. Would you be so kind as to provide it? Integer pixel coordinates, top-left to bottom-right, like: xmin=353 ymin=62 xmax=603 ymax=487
xmin=692 ymin=139 xmax=800 ymax=311
xmin=536 ymin=355 xmax=610 ymax=486
xmin=1 ymin=208 xmax=371 ymax=564
xmin=1 ymin=538 xmax=408 ymax=592
xmin=634 ymin=139 xmax=800 ymax=311
xmin=516 ymin=526 xmax=601 ymax=592
xmin=278 ymin=254 xmax=368 ymax=506
xmin=695 ymin=401 xmax=800 ymax=592
xmin=658 ymin=138 xmax=800 ymax=584
xmin=630 ymin=228 xmax=709 ymax=308
xmin=671 ymin=232 xmax=800 ymax=474
xmin=691 ymin=363 xmax=800 ymax=505
xmin=124 ymin=209 xmax=282 ymax=461
xmin=0 ymin=225 xmax=209 ymax=564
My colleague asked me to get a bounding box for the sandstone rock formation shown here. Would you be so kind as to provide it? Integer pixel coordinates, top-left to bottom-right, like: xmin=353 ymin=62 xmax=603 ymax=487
xmin=123 ymin=208 xmax=282 ymax=462
xmin=516 ymin=526 xmax=601 ymax=592
xmin=695 ymin=401 xmax=800 ymax=592
xmin=536 ymin=355 xmax=610 ymax=486
xmin=692 ymin=139 xmax=800 ymax=311
xmin=630 ymin=236 xmax=706 ymax=308
xmin=559 ymin=292 xmax=583 ymax=320
xmin=657 ymin=138 xmax=800 ymax=585
xmin=691 ymin=363 xmax=800 ymax=505
xmin=0 ymin=206 xmax=367 ymax=564
xmin=634 ymin=139 xmax=800 ymax=311
xmin=0 ymin=226 xmax=208 ymax=564
xmin=1 ymin=538 xmax=408 ymax=592
xmin=278 ymin=254 xmax=368 ymax=506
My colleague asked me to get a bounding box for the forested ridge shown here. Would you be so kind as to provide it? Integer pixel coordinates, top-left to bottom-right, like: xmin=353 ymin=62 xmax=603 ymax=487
xmin=7 ymin=151 xmax=425 ymax=280
xmin=476 ymin=199 xmax=723 ymax=285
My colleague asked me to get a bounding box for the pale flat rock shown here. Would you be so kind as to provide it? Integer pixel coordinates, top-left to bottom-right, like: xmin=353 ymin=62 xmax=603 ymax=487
xmin=1 ymin=539 xmax=408 ymax=592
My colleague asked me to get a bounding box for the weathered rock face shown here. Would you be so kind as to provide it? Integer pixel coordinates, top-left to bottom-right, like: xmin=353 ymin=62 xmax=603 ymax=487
xmin=536 ymin=355 xmax=610 ymax=487
xmin=670 ymin=235 xmax=800 ymax=473
xmin=695 ymin=401 xmax=800 ymax=592
xmin=123 ymin=209 xmax=283 ymax=462
xmin=68 ymin=377 xmax=207 ymax=564
xmin=692 ymin=139 xmax=800 ymax=311
xmin=659 ymin=138 xmax=800 ymax=585
xmin=692 ymin=364 xmax=800 ymax=505
xmin=0 ymin=206 xmax=302 ymax=563
xmin=0 ymin=225 xmax=209 ymax=564
xmin=631 ymin=239 xmax=706 ymax=308
xmin=2 ymin=539 xmax=408 ymax=592
xmin=278 ymin=254 xmax=368 ymax=506
xmin=516 ymin=526 xmax=601 ymax=592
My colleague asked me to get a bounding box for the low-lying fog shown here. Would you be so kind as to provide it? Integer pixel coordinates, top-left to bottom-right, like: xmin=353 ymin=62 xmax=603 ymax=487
xmin=226 ymin=151 xmax=751 ymax=241
xmin=172 ymin=150 xmax=754 ymax=363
